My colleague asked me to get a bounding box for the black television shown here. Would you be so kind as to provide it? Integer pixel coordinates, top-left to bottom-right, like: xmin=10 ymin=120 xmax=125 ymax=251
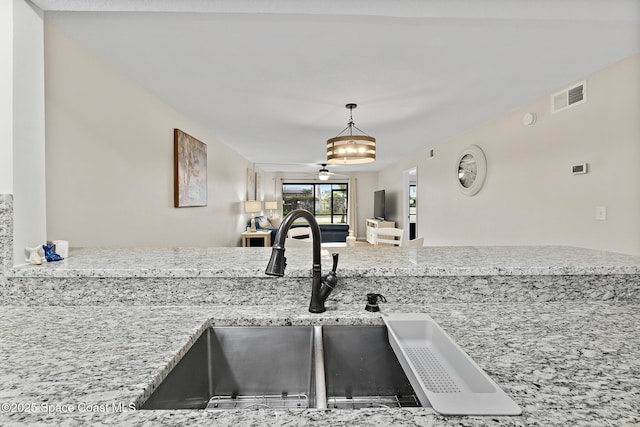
xmin=374 ymin=190 xmax=385 ymax=220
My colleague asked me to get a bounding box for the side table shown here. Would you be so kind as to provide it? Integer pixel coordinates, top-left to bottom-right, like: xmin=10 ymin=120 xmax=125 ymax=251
xmin=241 ymin=230 xmax=272 ymax=247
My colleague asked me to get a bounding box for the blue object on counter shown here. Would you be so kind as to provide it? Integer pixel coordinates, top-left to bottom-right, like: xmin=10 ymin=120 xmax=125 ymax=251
xmin=43 ymin=243 xmax=64 ymax=262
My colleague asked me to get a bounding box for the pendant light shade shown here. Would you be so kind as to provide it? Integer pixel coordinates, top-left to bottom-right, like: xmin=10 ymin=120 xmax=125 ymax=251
xmin=326 ymin=103 xmax=376 ymax=164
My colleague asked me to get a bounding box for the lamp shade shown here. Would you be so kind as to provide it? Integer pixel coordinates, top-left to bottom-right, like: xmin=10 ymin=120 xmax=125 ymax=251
xmin=326 ymin=135 xmax=376 ymax=164
xmin=265 ymin=201 xmax=278 ymax=210
xmin=244 ymin=201 xmax=262 ymax=214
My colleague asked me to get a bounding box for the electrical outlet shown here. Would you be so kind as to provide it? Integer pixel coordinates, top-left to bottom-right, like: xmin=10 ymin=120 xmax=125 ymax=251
xmin=595 ymin=206 xmax=607 ymax=221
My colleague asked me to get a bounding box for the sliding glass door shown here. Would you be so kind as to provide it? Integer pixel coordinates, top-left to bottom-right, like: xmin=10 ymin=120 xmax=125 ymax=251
xmin=282 ymin=183 xmax=348 ymax=224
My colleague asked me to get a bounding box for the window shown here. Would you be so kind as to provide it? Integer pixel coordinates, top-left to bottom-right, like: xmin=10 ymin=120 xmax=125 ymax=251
xmin=282 ymin=183 xmax=348 ymax=224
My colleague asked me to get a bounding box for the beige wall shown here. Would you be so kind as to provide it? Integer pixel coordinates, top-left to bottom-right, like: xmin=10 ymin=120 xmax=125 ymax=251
xmin=380 ymin=55 xmax=640 ymax=255
xmin=0 ymin=1 xmax=13 ymax=195
xmin=351 ymin=172 xmax=379 ymax=238
xmin=45 ymin=24 xmax=251 ymax=247
xmin=11 ymin=0 xmax=47 ymax=266
xmin=378 ymin=159 xmax=416 ymax=231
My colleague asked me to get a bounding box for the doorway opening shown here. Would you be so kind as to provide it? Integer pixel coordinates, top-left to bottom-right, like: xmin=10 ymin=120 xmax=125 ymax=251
xmin=402 ymin=167 xmax=417 ymax=242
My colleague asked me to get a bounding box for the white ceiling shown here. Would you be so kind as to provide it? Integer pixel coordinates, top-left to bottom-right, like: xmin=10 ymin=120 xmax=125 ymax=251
xmin=33 ymin=0 xmax=640 ymax=174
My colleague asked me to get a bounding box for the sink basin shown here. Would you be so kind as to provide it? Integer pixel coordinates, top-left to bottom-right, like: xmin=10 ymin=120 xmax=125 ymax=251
xmin=141 ymin=325 xmax=417 ymax=410
xmin=322 ymin=326 xmax=420 ymax=409
xmin=141 ymin=326 xmax=315 ymax=409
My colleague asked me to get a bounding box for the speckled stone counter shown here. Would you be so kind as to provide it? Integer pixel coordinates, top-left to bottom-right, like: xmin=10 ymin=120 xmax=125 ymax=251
xmin=0 ymin=303 xmax=639 ymax=426
xmin=9 ymin=246 xmax=640 ymax=277
xmin=0 ymin=194 xmax=13 ymax=274
xmin=3 ymin=246 xmax=640 ymax=305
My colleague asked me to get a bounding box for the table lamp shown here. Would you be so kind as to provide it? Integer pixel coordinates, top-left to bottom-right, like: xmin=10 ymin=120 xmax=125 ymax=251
xmin=244 ymin=201 xmax=262 ymax=232
xmin=265 ymin=201 xmax=278 ymax=218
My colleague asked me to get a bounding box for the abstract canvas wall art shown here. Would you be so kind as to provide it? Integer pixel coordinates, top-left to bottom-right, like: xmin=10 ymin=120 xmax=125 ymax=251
xmin=174 ymin=129 xmax=207 ymax=207
xmin=246 ymin=168 xmax=255 ymax=201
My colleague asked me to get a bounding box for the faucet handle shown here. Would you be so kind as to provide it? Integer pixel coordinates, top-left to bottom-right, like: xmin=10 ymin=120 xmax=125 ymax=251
xmin=330 ymin=252 xmax=339 ymax=273
xmin=322 ymin=253 xmax=339 ymax=290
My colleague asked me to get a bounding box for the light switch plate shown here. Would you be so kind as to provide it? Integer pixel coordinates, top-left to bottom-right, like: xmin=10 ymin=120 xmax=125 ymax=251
xmin=595 ymin=206 xmax=607 ymax=220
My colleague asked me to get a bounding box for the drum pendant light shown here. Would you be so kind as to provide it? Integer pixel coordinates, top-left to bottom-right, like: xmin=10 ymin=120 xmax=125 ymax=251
xmin=326 ymin=103 xmax=376 ymax=164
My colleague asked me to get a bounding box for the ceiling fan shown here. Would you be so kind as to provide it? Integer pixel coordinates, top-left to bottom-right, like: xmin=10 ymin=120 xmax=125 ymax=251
xmin=318 ymin=163 xmax=347 ymax=181
xmin=253 ymin=162 xmax=349 ymax=180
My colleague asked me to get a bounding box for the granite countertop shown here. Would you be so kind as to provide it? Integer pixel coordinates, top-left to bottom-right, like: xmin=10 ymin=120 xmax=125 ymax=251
xmin=9 ymin=246 xmax=640 ymax=278
xmin=2 ymin=242 xmax=639 ymax=425
xmin=1 ymin=302 xmax=639 ymax=426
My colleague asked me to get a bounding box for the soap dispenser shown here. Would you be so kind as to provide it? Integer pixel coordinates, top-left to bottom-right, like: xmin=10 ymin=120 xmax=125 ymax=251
xmin=365 ymin=293 xmax=387 ymax=312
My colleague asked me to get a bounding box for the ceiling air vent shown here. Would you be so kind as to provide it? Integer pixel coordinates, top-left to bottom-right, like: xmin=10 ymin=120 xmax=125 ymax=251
xmin=552 ymin=80 xmax=586 ymax=113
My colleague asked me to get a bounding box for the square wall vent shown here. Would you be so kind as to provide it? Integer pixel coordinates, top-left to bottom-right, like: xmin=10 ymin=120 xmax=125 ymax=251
xmin=552 ymin=80 xmax=586 ymax=113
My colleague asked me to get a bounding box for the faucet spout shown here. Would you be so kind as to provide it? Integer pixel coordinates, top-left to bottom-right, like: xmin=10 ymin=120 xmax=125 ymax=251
xmin=264 ymin=246 xmax=286 ymax=277
xmin=264 ymin=209 xmax=338 ymax=313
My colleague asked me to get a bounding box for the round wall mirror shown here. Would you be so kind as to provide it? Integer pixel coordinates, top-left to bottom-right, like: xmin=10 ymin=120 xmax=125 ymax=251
xmin=455 ymin=145 xmax=487 ymax=196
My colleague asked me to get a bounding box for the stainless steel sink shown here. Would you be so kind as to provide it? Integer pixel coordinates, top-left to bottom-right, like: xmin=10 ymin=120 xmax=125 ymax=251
xmin=141 ymin=326 xmax=315 ymax=409
xmin=141 ymin=325 xmax=418 ymax=410
xmin=322 ymin=325 xmax=420 ymax=409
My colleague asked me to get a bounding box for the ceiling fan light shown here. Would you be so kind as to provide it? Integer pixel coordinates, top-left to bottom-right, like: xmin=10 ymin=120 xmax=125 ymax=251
xmin=318 ymin=164 xmax=331 ymax=181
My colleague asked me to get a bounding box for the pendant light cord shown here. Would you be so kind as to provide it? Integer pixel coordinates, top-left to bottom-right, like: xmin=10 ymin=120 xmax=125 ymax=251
xmin=334 ymin=104 xmax=371 ymax=138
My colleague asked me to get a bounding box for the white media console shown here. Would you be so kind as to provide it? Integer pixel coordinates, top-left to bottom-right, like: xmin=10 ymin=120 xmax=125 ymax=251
xmin=365 ymin=218 xmax=395 ymax=244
